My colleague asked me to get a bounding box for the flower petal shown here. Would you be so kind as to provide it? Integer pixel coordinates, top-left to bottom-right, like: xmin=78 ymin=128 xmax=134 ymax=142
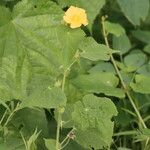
xmin=63 ymin=6 xmax=88 ymax=29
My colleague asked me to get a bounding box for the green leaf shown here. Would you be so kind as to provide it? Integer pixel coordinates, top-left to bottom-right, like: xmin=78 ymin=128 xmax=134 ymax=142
xmin=0 ymin=1 xmax=64 ymax=102
xmin=130 ymin=74 xmax=150 ymax=94
xmin=0 ymin=56 xmax=26 ymax=102
xmin=21 ymin=87 xmax=67 ymax=109
xmin=12 ymin=0 xmax=63 ymax=18
xmin=0 ymin=6 xmax=11 ymax=27
xmin=3 ymin=0 xmax=16 ymax=1
xmin=61 ymin=104 xmax=75 ymax=128
xmin=135 ymin=128 xmax=150 ymax=142
xmin=44 ymin=139 xmax=57 ymax=150
xmin=26 ymin=129 xmax=41 ymax=150
xmin=72 ymin=94 xmax=118 ymax=149
xmin=117 ymin=0 xmax=149 ymax=25
xmin=0 ymin=138 xmax=25 ymax=150
xmin=113 ymin=33 xmax=131 ymax=54
xmin=0 ymin=1 xmax=6 ymax=6
xmin=88 ymin=62 xmax=116 ymax=74
xmin=115 ymin=101 xmax=134 ymax=127
xmin=120 ymin=71 xmax=134 ymax=86
xmin=11 ymin=108 xmax=49 ymax=149
xmin=104 ymin=21 xmax=125 ymax=37
xmin=72 ymin=94 xmax=118 ymax=129
xmin=0 ymin=1 xmax=85 ymax=106
xmin=58 ymin=0 xmax=106 ymax=27
xmin=118 ymin=148 xmax=132 ymax=150
xmin=62 ymin=140 xmax=84 ymax=150
xmin=124 ymin=51 xmax=147 ymax=72
xmin=143 ymin=44 xmax=150 ymax=54
xmin=132 ymin=93 xmax=150 ymax=111
xmin=141 ymin=128 xmax=150 ymax=136
xmin=137 ymin=63 xmax=150 ymax=76
xmin=65 ymin=82 xmax=83 ymax=103
xmin=11 ymin=108 xmax=49 ymax=137
xmin=0 ymin=55 xmax=67 ymax=108
xmin=132 ymin=30 xmax=150 ymax=44
xmin=72 ymin=72 xmax=125 ymax=98
xmin=79 ymin=37 xmax=116 ymax=61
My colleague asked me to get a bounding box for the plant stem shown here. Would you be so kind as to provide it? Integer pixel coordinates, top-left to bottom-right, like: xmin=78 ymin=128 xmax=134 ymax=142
xmin=113 ymin=130 xmax=138 ymax=136
xmin=56 ymin=59 xmax=77 ymax=150
xmin=3 ymin=102 xmax=20 ymax=127
xmin=61 ymin=138 xmax=70 ymax=150
xmin=144 ymin=138 xmax=149 ymax=150
xmin=60 ymin=128 xmax=75 ymax=146
xmin=56 ymin=109 xmax=61 ymax=150
xmin=0 ymin=109 xmax=8 ymax=125
xmin=20 ymin=131 xmax=28 ymax=150
xmin=101 ymin=16 xmax=147 ymax=129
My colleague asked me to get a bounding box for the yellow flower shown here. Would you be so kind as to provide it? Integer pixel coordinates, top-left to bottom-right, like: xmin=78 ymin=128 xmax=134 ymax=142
xmin=63 ymin=6 xmax=88 ymax=29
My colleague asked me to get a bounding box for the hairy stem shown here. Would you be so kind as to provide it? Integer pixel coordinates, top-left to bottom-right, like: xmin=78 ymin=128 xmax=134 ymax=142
xmin=56 ymin=109 xmax=62 ymax=150
xmin=101 ymin=16 xmax=147 ymax=129
xmin=113 ymin=130 xmax=138 ymax=136
xmin=61 ymin=138 xmax=70 ymax=150
xmin=60 ymin=128 xmax=75 ymax=146
xmin=56 ymin=58 xmax=77 ymax=150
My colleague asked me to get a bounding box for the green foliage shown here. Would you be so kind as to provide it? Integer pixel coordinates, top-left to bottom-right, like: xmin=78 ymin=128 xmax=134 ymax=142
xmin=0 ymin=6 xmax=11 ymax=26
xmin=20 ymin=87 xmax=67 ymax=109
xmin=135 ymin=129 xmax=150 ymax=142
xmin=0 ymin=0 xmax=83 ymax=107
xmin=88 ymin=62 xmax=116 ymax=74
xmin=124 ymin=51 xmax=147 ymax=72
xmin=72 ymin=94 xmax=117 ymax=149
xmin=117 ymin=0 xmax=149 ymax=25
xmin=0 ymin=138 xmax=25 ymax=150
xmin=0 ymin=0 xmax=150 ymax=150
xmin=25 ymin=129 xmax=41 ymax=150
xmin=79 ymin=37 xmax=115 ymax=61
xmin=130 ymin=75 xmax=150 ymax=94
xmin=113 ymin=33 xmax=131 ymax=54
xmin=72 ymin=72 xmax=125 ymax=98
xmin=132 ymin=30 xmax=150 ymax=44
xmin=104 ymin=21 xmax=125 ymax=37
xmin=44 ymin=139 xmax=57 ymax=150
xmin=144 ymin=44 xmax=150 ymax=54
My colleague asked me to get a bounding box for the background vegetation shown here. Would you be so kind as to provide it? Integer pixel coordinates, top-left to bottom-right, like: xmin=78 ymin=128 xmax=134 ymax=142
xmin=0 ymin=0 xmax=150 ymax=150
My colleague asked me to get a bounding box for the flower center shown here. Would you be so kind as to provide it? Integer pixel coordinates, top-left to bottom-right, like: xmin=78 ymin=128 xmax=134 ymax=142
xmin=71 ymin=15 xmax=81 ymax=23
